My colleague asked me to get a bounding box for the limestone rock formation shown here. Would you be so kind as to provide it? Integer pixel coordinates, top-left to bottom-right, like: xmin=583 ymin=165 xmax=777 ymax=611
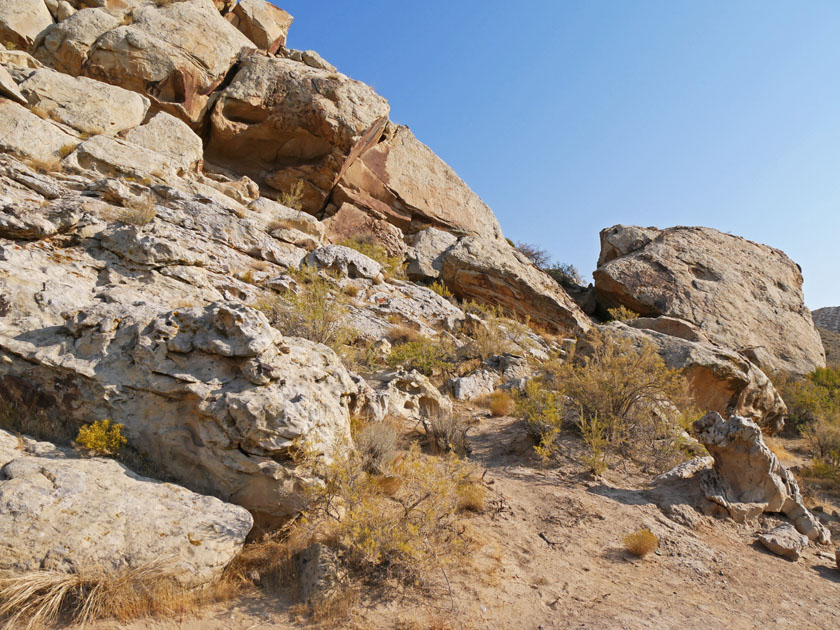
xmin=440 ymin=236 xmax=591 ymax=335
xmin=0 ymin=429 xmax=252 ymax=586
xmin=207 ymin=52 xmax=390 ymax=211
xmin=812 ymin=306 xmax=840 ymax=333
xmin=593 ymin=225 xmax=825 ymax=375
xmin=229 ymin=0 xmax=293 ymax=53
xmin=0 ymin=0 xmax=54 ymax=51
xmin=758 ymin=524 xmax=808 ymax=561
xmin=693 ymin=412 xmax=829 ymax=544
xmin=603 ymin=320 xmax=787 ymax=430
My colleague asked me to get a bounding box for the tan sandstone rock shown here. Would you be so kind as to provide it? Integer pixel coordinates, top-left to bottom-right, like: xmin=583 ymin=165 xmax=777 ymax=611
xmin=333 ymin=124 xmax=503 ymax=240
xmin=124 ymin=111 xmax=204 ymax=172
xmin=593 ymin=225 xmax=825 ymax=376
xmin=35 ymin=8 xmax=120 ymax=76
xmin=440 ymin=236 xmax=591 ymax=335
xmin=0 ymin=429 xmax=252 ymax=586
xmin=230 ymin=0 xmax=293 ymax=53
xmin=694 ymin=411 xmax=829 ymax=544
xmin=207 ymin=53 xmax=390 ymax=212
xmin=83 ymin=0 xmax=252 ymax=124
xmin=0 ymin=0 xmax=54 ymax=51
xmin=0 ymin=65 xmax=26 ymax=105
xmin=0 ymin=99 xmax=79 ymax=166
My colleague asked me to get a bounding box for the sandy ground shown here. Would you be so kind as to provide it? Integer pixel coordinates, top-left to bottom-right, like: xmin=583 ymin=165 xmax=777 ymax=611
xmin=82 ymin=415 xmax=840 ymax=630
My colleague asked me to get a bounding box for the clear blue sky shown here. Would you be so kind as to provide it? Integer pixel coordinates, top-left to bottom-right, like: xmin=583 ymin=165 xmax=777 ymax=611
xmin=277 ymin=1 xmax=840 ymax=309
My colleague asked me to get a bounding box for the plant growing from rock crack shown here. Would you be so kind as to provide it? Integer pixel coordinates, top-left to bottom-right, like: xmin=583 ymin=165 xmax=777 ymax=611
xmin=277 ymin=180 xmax=305 ymax=210
xmin=75 ymin=419 xmax=127 ymax=456
xmin=338 ymin=237 xmax=406 ymax=280
xmin=607 ymin=305 xmax=639 ymax=322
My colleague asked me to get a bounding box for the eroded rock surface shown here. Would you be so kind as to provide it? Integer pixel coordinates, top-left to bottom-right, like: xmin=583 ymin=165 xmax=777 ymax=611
xmin=694 ymin=412 xmax=829 ymax=544
xmin=593 ymin=225 xmax=825 ymax=375
xmin=0 ymin=429 xmax=252 ymax=586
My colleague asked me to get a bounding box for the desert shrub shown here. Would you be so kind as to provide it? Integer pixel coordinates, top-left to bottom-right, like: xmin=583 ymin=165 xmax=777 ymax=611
xmin=75 ymin=419 xmax=127 ymax=456
xmin=773 ymin=367 xmax=840 ymax=436
xmin=428 ymin=280 xmax=454 ymax=300
xmin=254 ymin=267 xmax=355 ymax=351
xmin=466 ymin=305 xmax=536 ymax=360
xmin=623 ymin=529 xmax=659 ymax=557
xmin=355 ymin=421 xmax=399 ymax=473
xmin=607 ymin=305 xmax=639 ymax=321
xmin=342 ymin=284 xmax=361 ymax=298
xmin=117 ymin=199 xmax=156 ymax=226
xmin=515 ymin=241 xmax=552 ymax=268
xmin=0 ymin=395 xmax=75 ymax=445
xmin=339 ymin=237 xmax=406 ymax=280
xmin=301 ymin=442 xmax=482 ymax=586
xmin=481 ymin=390 xmax=515 ymax=417
xmin=278 ymin=180 xmax=305 ymax=210
xmin=802 ymin=420 xmax=840 ymax=470
xmin=386 ymin=337 xmax=450 ymax=375
xmin=545 ymin=263 xmax=583 ymax=286
xmin=422 ymin=410 xmax=470 ymax=456
xmin=387 ymin=324 xmax=422 ymax=345
xmin=515 ymin=380 xmax=566 ymax=462
xmin=579 ymin=412 xmax=610 ymax=475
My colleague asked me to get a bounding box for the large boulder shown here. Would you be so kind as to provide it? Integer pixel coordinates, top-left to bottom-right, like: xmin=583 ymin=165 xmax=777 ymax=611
xmin=0 ymin=100 xmax=80 ymax=166
xmin=0 ymin=0 xmax=54 ymax=51
xmin=229 ymin=0 xmax=293 ymax=53
xmin=35 ymin=8 xmax=120 ymax=76
xmin=0 ymin=429 xmax=252 ymax=586
xmin=0 ymin=300 xmax=357 ymax=523
xmin=603 ymin=319 xmax=787 ymax=430
xmin=207 ymin=53 xmax=390 ymax=212
xmin=694 ymin=412 xmax=829 ymax=544
xmin=124 ymin=111 xmax=204 ymax=173
xmin=332 ymin=124 xmax=504 ymax=240
xmin=440 ymin=236 xmax=591 ymax=335
xmin=81 ymin=0 xmax=253 ymax=124
xmin=16 ymin=67 xmax=150 ymax=136
xmin=593 ymin=225 xmax=825 ymax=376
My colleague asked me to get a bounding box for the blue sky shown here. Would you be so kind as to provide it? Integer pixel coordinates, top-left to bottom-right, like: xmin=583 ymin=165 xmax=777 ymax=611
xmin=277 ymin=1 xmax=840 ymax=309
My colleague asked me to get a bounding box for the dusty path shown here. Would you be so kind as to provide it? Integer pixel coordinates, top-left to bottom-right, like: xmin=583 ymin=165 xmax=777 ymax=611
xmin=85 ymin=415 xmax=840 ymax=630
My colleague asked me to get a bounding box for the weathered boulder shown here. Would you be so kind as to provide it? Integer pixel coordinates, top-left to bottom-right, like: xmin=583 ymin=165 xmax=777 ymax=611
xmin=304 ymin=244 xmax=382 ymax=280
xmin=758 ymin=523 xmax=808 ymax=561
xmin=0 ymin=0 xmax=54 ymax=51
xmin=440 ymin=236 xmax=591 ymax=335
xmin=332 ymin=124 xmax=504 ymax=239
xmin=62 ymin=134 xmax=177 ymax=180
xmin=694 ymin=412 xmax=829 ymax=544
xmin=0 ymin=100 xmax=79 ymax=166
xmin=405 ymin=227 xmax=457 ymax=281
xmin=35 ymin=8 xmax=119 ymax=76
xmin=229 ymin=0 xmax=292 ymax=53
xmin=449 ymin=369 xmax=498 ymax=401
xmin=82 ymin=0 xmax=253 ymax=124
xmin=367 ymin=369 xmax=452 ymax=424
xmin=207 ymin=53 xmax=390 ymax=211
xmin=124 ymin=111 xmax=203 ymax=173
xmin=17 ymin=67 xmax=150 ymax=136
xmin=593 ymin=225 xmax=825 ymax=375
xmin=0 ymin=301 xmax=357 ymax=522
xmin=0 ymin=430 xmax=252 ymax=586
xmin=603 ymin=320 xmax=787 ymax=430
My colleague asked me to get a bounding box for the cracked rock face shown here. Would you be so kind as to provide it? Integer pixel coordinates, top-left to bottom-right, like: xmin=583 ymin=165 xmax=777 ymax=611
xmin=593 ymin=225 xmax=825 ymax=376
xmin=0 ymin=429 xmax=252 ymax=586
xmin=694 ymin=412 xmax=830 ymax=544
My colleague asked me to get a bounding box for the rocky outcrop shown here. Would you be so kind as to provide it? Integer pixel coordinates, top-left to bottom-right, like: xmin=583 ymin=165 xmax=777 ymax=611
xmin=440 ymin=236 xmax=591 ymax=335
xmin=405 ymin=227 xmax=457 ymax=281
xmin=0 ymin=429 xmax=252 ymax=586
xmin=593 ymin=225 xmax=825 ymax=376
xmin=207 ymin=53 xmax=390 ymax=211
xmin=229 ymin=0 xmax=293 ymax=53
xmin=0 ymin=99 xmax=79 ymax=166
xmin=693 ymin=412 xmax=829 ymax=544
xmin=812 ymin=306 xmax=840 ymax=333
xmin=758 ymin=524 xmax=808 ymax=561
xmin=366 ymin=369 xmax=452 ymax=424
xmin=603 ymin=320 xmax=787 ymax=430
xmin=331 ymin=124 xmax=503 ymax=240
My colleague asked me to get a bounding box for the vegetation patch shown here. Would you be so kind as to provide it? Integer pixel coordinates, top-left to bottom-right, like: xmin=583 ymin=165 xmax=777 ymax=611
xmin=75 ymin=419 xmax=127 ymax=457
xmin=623 ymin=529 xmax=659 ymax=557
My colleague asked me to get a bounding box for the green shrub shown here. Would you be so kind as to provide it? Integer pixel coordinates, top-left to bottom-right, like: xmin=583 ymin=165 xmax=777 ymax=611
xmin=466 ymin=305 xmax=536 ymax=360
xmin=254 ymin=267 xmax=356 ymax=351
xmin=545 ymin=263 xmax=582 ymax=286
xmin=515 ymin=380 xmax=566 ymax=462
xmin=75 ymin=420 xmax=127 ymax=456
xmin=428 ymin=280 xmax=454 ymax=300
xmin=386 ymin=337 xmax=450 ymax=375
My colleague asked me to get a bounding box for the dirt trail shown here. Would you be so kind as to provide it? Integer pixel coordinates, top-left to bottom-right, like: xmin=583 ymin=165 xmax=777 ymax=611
xmin=86 ymin=415 xmax=840 ymax=630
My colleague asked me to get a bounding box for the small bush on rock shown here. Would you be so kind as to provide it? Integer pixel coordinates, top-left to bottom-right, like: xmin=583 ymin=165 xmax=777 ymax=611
xmin=255 ymin=267 xmax=355 ymax=351
xmin=355 ymin=421 xmax=399 ymax=474
xmin=278 ymin=180 xmax=305 ymax=210
xmin=75 ymin=420 xmax=127 ymax=456
xmin=607 ymin=306 xmax=639 ymax=322
xmin=339 ymin=237 xmax=406 ymax=280
xmin=386 ymin=337 xmax=451 ymax=375
xmin=623 ymin=529 xmax=659 ymax=557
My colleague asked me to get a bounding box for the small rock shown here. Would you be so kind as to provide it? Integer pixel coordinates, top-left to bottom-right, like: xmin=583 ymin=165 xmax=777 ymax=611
xmin=758 ymin=524 xmax=808 ymax=561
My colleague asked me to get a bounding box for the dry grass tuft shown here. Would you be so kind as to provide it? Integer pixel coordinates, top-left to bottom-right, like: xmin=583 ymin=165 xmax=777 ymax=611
xmin=623 ymin=529 xmax=659 ymax=557
xmin=0 ymin=560 xmax=201 ymax=629
xmin=423 ymin=410 xmax=470 ymax=456
xmin=480 ymin=391 xmax=515 ymax=417
xmin=355 ymin=421 xmax=399 ymax=473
